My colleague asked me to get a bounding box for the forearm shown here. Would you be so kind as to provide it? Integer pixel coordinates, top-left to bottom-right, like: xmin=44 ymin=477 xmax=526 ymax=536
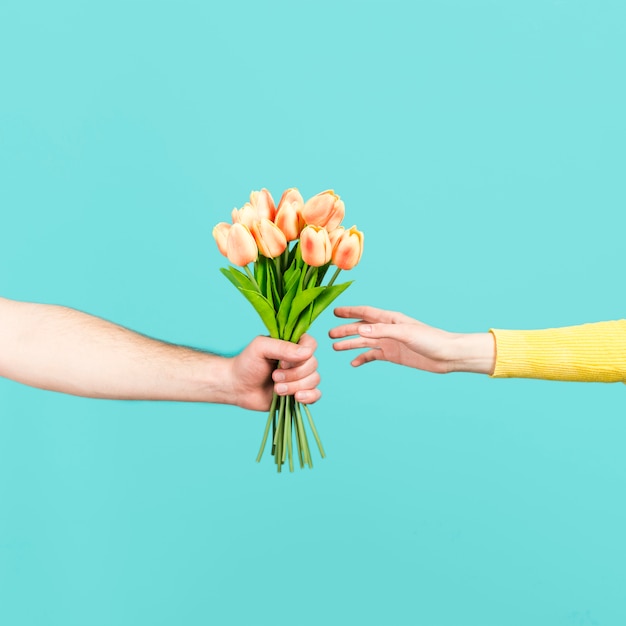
xmin=449 ymin=332 xmax=496 ymax=375
xmin=0 ymin=298 xmax=235 ymax=401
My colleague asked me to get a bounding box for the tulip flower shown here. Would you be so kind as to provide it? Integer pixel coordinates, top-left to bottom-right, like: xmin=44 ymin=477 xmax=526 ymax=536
xmin=226 ymin=222 xmax=258 ymax=266
xmin=250 ymin=188 xmax=276 ymax=221
xmin=251 ymin=219 xmax=288 ymax=258
xmin=328 ymin=226 xmax=345 ymax=249
xmin=332 ymin=225 xmax=364 ymax=270
xmin=232 ymin=202 xmax=259 ymax=228
xmin=212 ymin=222 xmax=231 ymax=257
xmin=302 ymin=190 xmax=345 ymax=231
xmin=277 ymin=188 xmax=305 ymax=213
xmin=300 ymin=225 xmax=332 ymax=267
xmin=275 ymin=189 xmax=305 ymax=241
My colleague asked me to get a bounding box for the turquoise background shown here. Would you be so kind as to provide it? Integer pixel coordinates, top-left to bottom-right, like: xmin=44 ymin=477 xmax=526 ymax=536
xmin=1 ymin=1 xmax=625 ymax=624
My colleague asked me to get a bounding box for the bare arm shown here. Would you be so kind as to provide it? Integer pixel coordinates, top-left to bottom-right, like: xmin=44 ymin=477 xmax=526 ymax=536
xmin=0 ymin=297 xmax=321 ymax=409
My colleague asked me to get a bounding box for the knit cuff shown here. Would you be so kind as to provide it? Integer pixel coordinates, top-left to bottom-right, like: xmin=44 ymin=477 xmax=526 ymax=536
xmin=489 ymin=320 xmax=626 ymax=383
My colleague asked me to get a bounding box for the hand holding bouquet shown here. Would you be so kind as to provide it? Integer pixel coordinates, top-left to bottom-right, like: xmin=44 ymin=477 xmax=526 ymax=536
xmin=213 ymin=188 xmax=364 ymax=472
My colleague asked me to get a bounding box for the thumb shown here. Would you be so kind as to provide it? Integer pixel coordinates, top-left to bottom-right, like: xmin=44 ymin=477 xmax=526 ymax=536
xmin=252 ymin=336 xmax=313 ymax=364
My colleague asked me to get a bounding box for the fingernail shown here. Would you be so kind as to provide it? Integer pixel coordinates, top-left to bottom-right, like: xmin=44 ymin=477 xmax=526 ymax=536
xmin=276 ymin=383 xmax=288 ymax=394
xmin=274 ymin=371 xmax=285 ymax=382
xmin=360 ymin=325 xmax=372 ymax=333
xmin=298 ymin=391 xmax=309 ymax=401
xmin=296 ymin=346 xmax=311 ymax=355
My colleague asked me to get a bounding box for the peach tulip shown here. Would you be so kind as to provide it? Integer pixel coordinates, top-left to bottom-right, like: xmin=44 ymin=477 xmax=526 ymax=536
xmin=226 ymin=223 xmax=258 ymax=266
xmin=275 ymin=189 xmax=305 ymax=241
xmin=277 ymin=188 xmax=305 ymax=213
xmin=332 ymin=225 xmax=364 ymax=270
xmin=250 ymin=188 xmax=276 ymax=221
xmin=251 ymin=219 xmax=288 ymax=258
xmin=302 ymin=190 xmax=345 ymax=231
xmin=328 ymin=226 xmax=345 ymax=249
xmin=300 ymin=225 xmax=332 ymax=267
xmin=212 ymin=222 xmax=231 ymax=257
xmin=232 ymin=202 xmax=258 ymax=228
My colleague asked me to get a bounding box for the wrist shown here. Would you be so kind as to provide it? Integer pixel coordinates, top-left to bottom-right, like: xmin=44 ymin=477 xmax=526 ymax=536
xmin=449 ymin=332 xmax=496 ymax=375
xmin=195 ymin=353 xmax=237 ymax=404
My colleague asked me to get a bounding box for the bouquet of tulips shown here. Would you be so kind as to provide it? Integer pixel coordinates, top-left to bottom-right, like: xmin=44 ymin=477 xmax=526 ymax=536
xmin=213 ymin=188 xmax=364 ymax=472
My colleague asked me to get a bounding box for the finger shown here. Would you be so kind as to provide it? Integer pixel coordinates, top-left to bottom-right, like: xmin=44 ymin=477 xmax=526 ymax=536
xmin=333 ymin=305 xmax=407 ymax=325
xmin=274 ymin=371 xmax=321 ymax=397
xmin=253 ymin=336 xmax=313 ymax=365
xmin=358 ymin=322 xmax=414 ymax=342
xmin=332 ymin=337 xmax=380 ymax=352
xmin=280 ymin=333 xmax=318 ymax=369
xmin=333 ymin=305 xmax=383 ymax=321
xmin=297 ymin=333 xmax=317 ymax=351
xmin=273 ymin=355 xmax=318 ymax=382
xmin=294 ymin=388 xmax=322 ymax=405
xmin=350 ymin=349 xmax=380 ymax=367
xmin=328 ymin=321 xmax=365 ymax=339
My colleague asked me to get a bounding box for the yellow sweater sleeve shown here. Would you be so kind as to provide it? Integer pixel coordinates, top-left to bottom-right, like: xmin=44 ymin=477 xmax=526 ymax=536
xmin=489 ymin=320 xmax=626 ymax=382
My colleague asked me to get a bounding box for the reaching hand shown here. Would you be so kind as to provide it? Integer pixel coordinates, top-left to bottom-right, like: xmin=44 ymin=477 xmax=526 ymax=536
xmin=329 ymin=306 xmax=495 ymax=375
xmin=229 ymin=333 xmax=322 ymax=411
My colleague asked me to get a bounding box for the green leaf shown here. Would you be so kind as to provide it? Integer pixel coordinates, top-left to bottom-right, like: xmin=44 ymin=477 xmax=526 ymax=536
xmin=284 ymin=285 xmax=325 ymax=340
xmin=276 ymin=269 xmax=301 ymax=337
xmin=264 ymin=263 xmax=275 ymax=311
xmin=309 ymin=280 xmax=353 ymax=325
xmin=236 ymin=288 xmax=280 ymax=338
xmin=283 ymin=264 xmax=297 ymax=289
xmin=267 ymin=258 xmax=281 ymax=306
xmin=220 ymin=266 xmax=256 ymax=292
xmin=290 ymin=281 xmax=353 ymax=342
xmin=220 ymin=266 xmax=280 ymax=335
xmin=255 ymin=256 xmax=267 ymax=296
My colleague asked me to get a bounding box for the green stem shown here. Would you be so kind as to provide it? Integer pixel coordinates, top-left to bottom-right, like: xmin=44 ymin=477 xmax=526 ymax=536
xmin=293 ymin=400 xmax=305 ymax=469
xmin=303 ymin=265 xmax=316 ymax=289
xmin=256 ymin=393 xmax=278 ymax=463
xmin=286 ymin=397 xmax=294 ymax=472
xmin=295 ymin=402 xmax=312 ymax=468
xmin=274 ymin=395 xmax=286 ymax=471
xmin=303 ymin=404 xmax=326 ymax=458
xmin=281 ymin=248 xmax=289 ymax=275
xmin=326 ymin=266 xmax=342 ymax=287
xmin=244 ymin=264 xmax=262 ymax=292
xmin=272 ymin=256 xmax=283 ymax=300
